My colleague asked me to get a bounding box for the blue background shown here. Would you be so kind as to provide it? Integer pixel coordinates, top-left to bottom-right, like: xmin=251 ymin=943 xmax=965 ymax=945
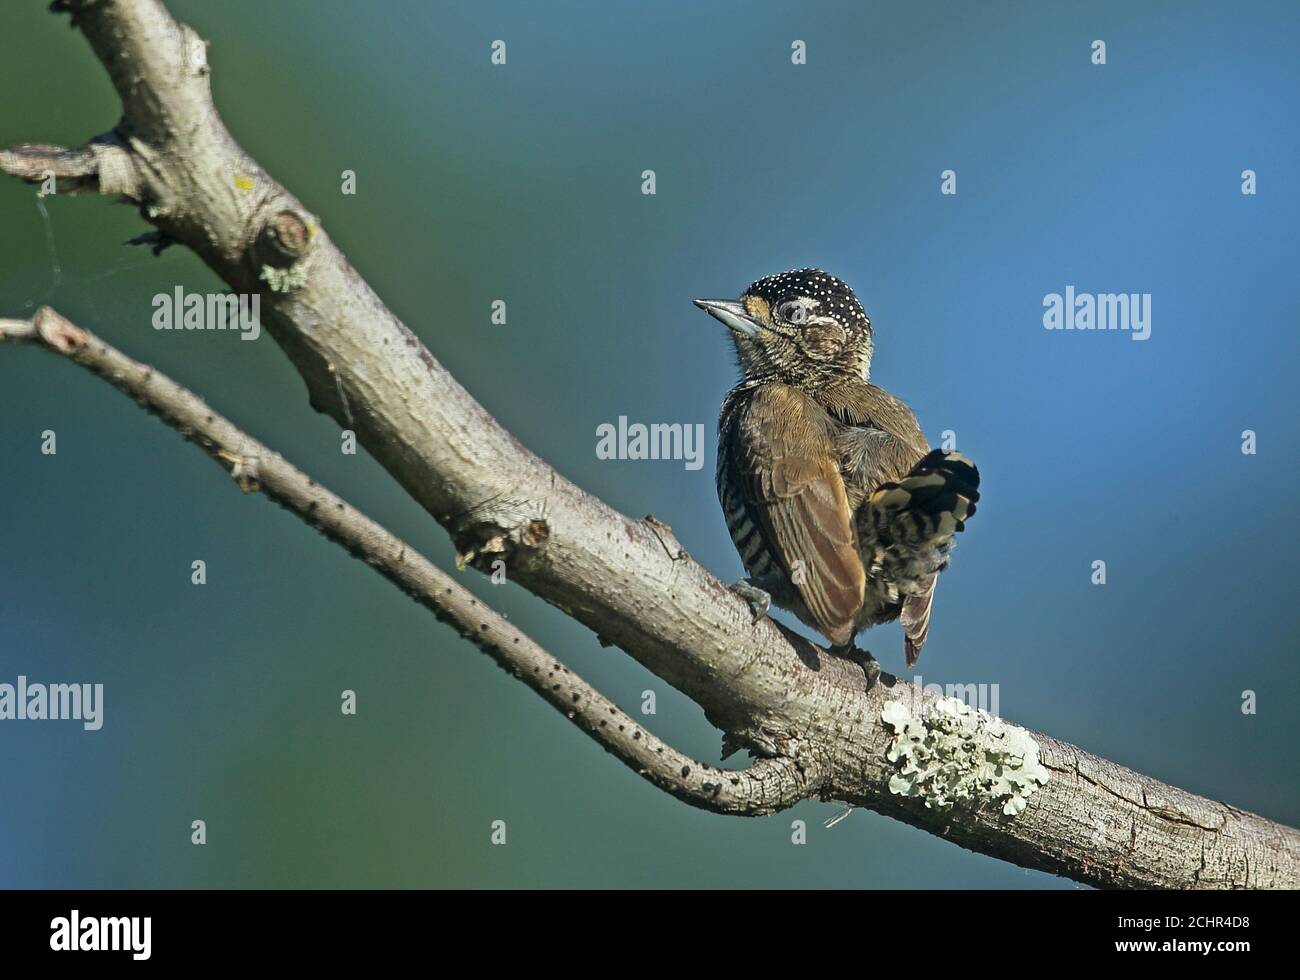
xmin=1 ymin=0 xmax=1297 ymax=887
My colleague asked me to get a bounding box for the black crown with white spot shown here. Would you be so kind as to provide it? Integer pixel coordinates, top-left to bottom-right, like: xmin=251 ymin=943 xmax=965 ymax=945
xmin=745 ymin=268 xmax=871 ymax=332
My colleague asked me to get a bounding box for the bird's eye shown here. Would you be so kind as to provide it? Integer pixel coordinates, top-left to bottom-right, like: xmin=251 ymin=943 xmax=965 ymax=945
xmin=780 ymin=301 xmax=807 ymax=324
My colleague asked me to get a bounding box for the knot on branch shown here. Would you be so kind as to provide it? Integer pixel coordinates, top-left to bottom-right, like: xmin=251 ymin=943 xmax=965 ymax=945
xmin=255 ymin=210 xmax=316 ymax=293
xmin=89 ymin=136 xmax=141 ymax=199
xmin=33 ymin=307 xmax=87 ymax=353
xmin=452 ymin=514 xmax=550 ymax=577
xmin=256 ymin=210 xmax=313 ymax=266
xmin=521 ymin=518 xmax=550 ymax=547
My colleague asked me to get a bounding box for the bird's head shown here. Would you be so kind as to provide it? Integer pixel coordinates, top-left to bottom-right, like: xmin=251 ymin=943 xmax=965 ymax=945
xmin=694 ymin=268 xmax=873 ymax=386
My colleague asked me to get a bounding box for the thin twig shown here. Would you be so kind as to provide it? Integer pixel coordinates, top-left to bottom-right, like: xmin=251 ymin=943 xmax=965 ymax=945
xmin=0 ymin=307 xmax=816 ymax=817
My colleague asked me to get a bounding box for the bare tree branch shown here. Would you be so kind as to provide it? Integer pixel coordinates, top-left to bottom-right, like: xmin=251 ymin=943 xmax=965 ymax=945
xmin=0 ymin=143 xmax=101 ymax=193
xmin=3 ymin=0 xmax=1298 ymax=888
xmin=0 ymin=307 xmax=816 ymax=817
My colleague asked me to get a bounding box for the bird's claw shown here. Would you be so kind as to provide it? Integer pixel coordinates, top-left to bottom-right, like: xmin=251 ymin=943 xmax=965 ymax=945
xmin=833 ymin=642 xmax=880 ymax=690
xmin=729 ymin=579 xmax=771 ymax=623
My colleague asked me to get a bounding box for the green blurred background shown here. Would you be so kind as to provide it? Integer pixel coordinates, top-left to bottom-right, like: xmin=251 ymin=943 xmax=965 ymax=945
xmin=1 ymin=0 xmax=1297 ymax=888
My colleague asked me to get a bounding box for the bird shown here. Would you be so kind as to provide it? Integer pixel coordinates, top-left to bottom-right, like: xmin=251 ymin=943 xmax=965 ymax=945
xmin=694 ymin=268 xmax=979 ymax=672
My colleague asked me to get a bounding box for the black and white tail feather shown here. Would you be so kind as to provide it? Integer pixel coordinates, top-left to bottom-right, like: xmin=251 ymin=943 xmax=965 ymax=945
xmin=862 ymin=450 xmax=980 ymax=665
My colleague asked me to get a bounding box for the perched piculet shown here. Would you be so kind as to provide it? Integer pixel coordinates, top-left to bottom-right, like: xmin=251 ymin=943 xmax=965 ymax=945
xmin=695 ymin=269 xmax=979 ymax=668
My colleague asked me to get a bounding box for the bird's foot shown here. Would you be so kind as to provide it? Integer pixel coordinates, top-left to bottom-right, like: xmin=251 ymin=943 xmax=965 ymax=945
xmin=729 ymin=578 xmax=772 ymax=623
xmin=832 ymin=641 xmax=880 ymax=690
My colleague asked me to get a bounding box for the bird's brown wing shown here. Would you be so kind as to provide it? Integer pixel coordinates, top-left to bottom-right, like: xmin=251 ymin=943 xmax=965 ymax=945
xmin=820 ymin=380 xmax=931 ymax=492
xmin=819 ymin=380 xmax=968 ymax=665
xmin=732 ymin=385 xmax=866 ymax=645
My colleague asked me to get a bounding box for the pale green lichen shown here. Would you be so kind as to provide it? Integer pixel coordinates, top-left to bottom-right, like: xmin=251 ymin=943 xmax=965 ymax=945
xmin=881 ymin=697 xmax=1049 ymax=816
xmin=259 ymin=262 xmax=309 ymax=293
